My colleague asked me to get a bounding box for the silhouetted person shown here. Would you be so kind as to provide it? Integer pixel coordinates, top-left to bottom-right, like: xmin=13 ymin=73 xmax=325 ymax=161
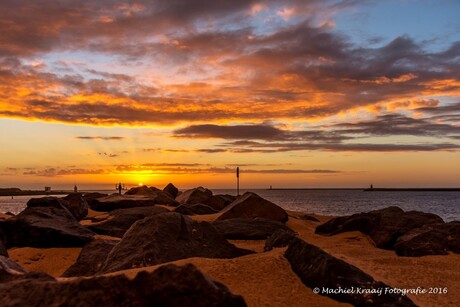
xmin=370 ymin=184 xmax=373 ymax=190
xmin=118 ymin=183 xmax=122 ymax=195
xmin=74 ymin=185 xmax=78 ymax=193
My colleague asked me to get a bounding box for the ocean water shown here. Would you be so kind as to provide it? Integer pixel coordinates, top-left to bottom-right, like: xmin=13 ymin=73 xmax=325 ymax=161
xmin=1 ymin=189 xmax=459 ymax=222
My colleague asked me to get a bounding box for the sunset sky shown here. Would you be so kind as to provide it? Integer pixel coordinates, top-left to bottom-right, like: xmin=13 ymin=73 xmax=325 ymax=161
xmin=1 ymin=0 xmax=460 ymax=190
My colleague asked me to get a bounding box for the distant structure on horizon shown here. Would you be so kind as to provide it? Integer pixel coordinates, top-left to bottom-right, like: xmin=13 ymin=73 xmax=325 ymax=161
xmin=44 ymin=186 xmax=51 ymax=192
xmin=74 ymin=185 xmax=78 ymax=192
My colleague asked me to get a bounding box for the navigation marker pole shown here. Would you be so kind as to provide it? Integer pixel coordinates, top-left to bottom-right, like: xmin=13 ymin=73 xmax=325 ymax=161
xmin=236 ymin=167 xmax=240 ymax=196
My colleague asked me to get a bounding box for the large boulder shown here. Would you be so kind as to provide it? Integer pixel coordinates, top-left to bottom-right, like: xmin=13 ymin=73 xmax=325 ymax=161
xmin=63 ymin=193 xmax=89 ymax=220
xmin=0 ymin=239 xmax=7 ymax=257
xmin=87 ymin=206 xmax=169 ymax=238
xmin=62 ymin=239 xmax=119 ymax=277
xmin=212 ymin=218 xmax=293 ymax=240
xmin=217 ymin=192 xmax=288 ymax=223
xmin=176 ymin=187 xmax=213 ymax=205
xmin=394 ymin=221 xmax=460 ymax=256
xmin=163 ymin=183 xmax=179 ymax=198
xmin=201 ymin=195 xmax=233 ymax=211
xmin=285 ymin=238 xmax=415 ymax=306
xmin=315 ymin=206 xmax=444 ymax=249
xmin=264 ymin=229 xmax=298 ymax=251
xmin=0 ymin=206 xmax=95 ymax=248
xmin=173 ymin=204 xmax=218 ymax=215
xmin=100 ymin=212 xmax=253 ymax=274
xmin=173 ymin=205 xmax=196 ymax=215
xmin=90 ymin=193 xmax=177 ymax=212
xmin=0 ymin=264 xmax=247 ymax=306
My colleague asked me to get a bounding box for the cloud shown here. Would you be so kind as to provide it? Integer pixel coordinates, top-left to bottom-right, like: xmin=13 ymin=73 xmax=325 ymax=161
xmin=173 ymin=124 xmax=284 ymax=139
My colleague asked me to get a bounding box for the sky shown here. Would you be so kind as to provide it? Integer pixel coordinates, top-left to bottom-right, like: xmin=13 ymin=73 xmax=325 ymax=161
xmin=1 ymin=0 xmax=460 ymax=190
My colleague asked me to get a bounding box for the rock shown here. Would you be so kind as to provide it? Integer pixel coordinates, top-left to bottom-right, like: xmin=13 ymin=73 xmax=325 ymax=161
xmin=0 ymin=236 xmax=7 ymax=257
xmin=87 ymin=206 xmax=169 ymax=237
xmin=124 ymin=185 xmax=157 ymax=195
xmin=63 ymin=193 xmax=89 ymax=220
xmin=202 ymin=195 xmax=228 ymax=211
xmin=176 ymin=186 xmax=213 ymax=205
xmin=62 ymin=239 xmax=119 ymax=277
xmin=0 ymin=264 xmax=247 ymax=306
xmin=163 ymin=183 xmax=179 ymax=198
xmin=0 ymin=206 xmax=95 ymax=248
xmin=1 ymin=256 xmax=53 ymax=284
xmin=217 ymin=192 xmax=288 ymax=223
xmin=90 ymin=193 xmax=177 ymax=212
xmin=299 ymin=214 xmax=320 ymax=222
xmin=100 ymin=212 xmax=253 ymax=273
xmin=315 ymin=206 xmax=444 ymax=249
xmin=173 ymin=205 xmax=196 ymax=215
xmin=82 ymin=192 xmax=108 ymax=209
xmin=264 ymin=229 xmax=298 ymax=251
xmin=188 ymin=204 xmax=219 ymax=215
xmin=395 ymin=221 xmax=460 ymax=256
xmin=212 ymin=218 xmax=293 ymax=240
xmin=285 ymin=238 xmax=416 ymax=307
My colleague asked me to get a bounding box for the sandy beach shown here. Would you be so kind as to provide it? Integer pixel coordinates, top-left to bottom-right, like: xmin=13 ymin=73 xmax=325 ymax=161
xmin=7 ymin=206 xmax=459 ymax=307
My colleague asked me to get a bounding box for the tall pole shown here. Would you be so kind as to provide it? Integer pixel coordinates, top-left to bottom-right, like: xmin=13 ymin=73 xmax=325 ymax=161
xmin=236 ymin=167 xmax=240 ymax=196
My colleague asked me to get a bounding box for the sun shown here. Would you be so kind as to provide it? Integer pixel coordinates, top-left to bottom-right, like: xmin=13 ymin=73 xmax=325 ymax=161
xmin=138 ymin=182 xmax=144 ymax=186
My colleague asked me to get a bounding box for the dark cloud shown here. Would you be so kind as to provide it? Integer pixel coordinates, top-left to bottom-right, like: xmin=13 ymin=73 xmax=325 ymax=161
xmin=174 ymin=124 xmax=283 ymax=139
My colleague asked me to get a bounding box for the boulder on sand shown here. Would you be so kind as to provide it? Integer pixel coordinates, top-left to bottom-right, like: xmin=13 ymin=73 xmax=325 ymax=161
xmin=62 ymin=193 xmax=89 ymax=220
xmin=99 ymin=212 xmax=253 ymax=274
xmin=175 ymin=187 xmax=213 ymax=205
xmin=212 ymin=218 xmax=293 ymax=240
xmin=394 ymin=221 xmax=460 ymax=256
xmin=27 ymin=196 xmax=88 ymax=221
xmin=201 ymin=195 xmax=233 ymax=211
xmin=217 ymin=192 xmax=288 ymax=223
xmin=163 ymin=183 xmax=179 ymax=198
xmin=0 ymin=238 xmax=7 ymax=257
xmin=285 ymin=238 xmax=416 ymax=307
xmin=264 ymin=229 xmax=298 ymax=251
xmin=0 ymin=206 xmax=95 ymax=248
xmin=0 ymin=264 xmax=247 ymax=307
xmin=62 ymin=239 xmax=119 ymax=277
xmin=87 ymin=206 xmax=169 ymax=238
xmin=315 ymin=206 xmax=444 ymax=249
xmin=1 ymin=255 xmax=54 ymax=283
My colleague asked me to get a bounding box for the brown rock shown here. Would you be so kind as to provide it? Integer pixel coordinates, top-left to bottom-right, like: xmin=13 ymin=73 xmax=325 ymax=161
xmin=90 ymin=193 xmax=177 ymax=211
xmin=62 ymin=193 xmax=89 ymax=220
xmin=264 ymin=229 xmax=298 ymax=251
xmin=212 ymin=218 xmax=293 ymax=240
xmin=175 ymin=187 xmax=213 ymax=205
xmin=285 ymin=238 xmax=416 ymax=306
xmin=217 ymin=192 xmax=288 ymax=223
xmin=99 ymin=212 xmax=253 ymax=273
xmin=0 ymin=264 xmax=247 ymax=306
xmin=163 ymin=183 xmax=179 ymax=198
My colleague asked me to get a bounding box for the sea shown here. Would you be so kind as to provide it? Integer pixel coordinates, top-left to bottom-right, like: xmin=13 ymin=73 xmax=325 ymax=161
xmin=1 ymin=189 xmax=459 ymax=222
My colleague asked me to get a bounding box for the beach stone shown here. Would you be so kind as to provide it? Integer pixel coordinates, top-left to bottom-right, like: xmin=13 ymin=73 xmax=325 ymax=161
xmin=63 ymin=193 xmax=89 ymax=220
xmin=163 ymin=183 xmax=179 ymax=198
xmin=315 ymin=206 xmax=444 ymax=249
xmin=264 ymin=229 xmax=298 ymax=251
xmin=285 ymin=238 xmax=416 ymax=307
xmin=0 ymin=264 xmax=247 ymax=306
xmin=62 ymin=239 xmax=119 ymax=277
xmin=176 ymin=186 xmax=213 ymax=205
xmin=90 ymin=193 xmax=177 ymax=212
xmin=0 ymin=206 xmax=95 ymax=248
xmin=0 ymin=238 xmax=7 ymax=257
xmin=173 ymin=205 xmax=196 ymax=215
xmin=212 ymin=218 xmax=293 ymax=240
xmin=87 ymin=206 xmax=169 ymax=237
xmin=395 ymin=221 xmax=460 ymax=256
xmin=298 ymin=214 xmax=320 ymax=222
xmin=201 ymin=195 xmax=230 ymax=211
xmin=99 ymin=212 xmax=253 ymax=273
xmin=217 ymin=192 xmax=288 ymax=223
xmin=0 ymin=255 xmax=26 ymax=281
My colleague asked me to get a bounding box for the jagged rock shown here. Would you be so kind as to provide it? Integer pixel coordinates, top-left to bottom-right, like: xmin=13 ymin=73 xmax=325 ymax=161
xmin=315 ymin=206 xmax=444 ymax=249
xmin=188 ymin=204 xmax=219 ymax=215
xmin=90 ymin=193 xmax=177 ymax=212
xmin=201 ymin=195 xmax=230 ymax=211
xmin=0 ymin=206 xmax=94 ymax=248
xmin=218 ymin=192 xmax=288 ymax=223
xmin=100 ymin=212 xmax=253 ymax=273
xmin=299 ymin=214 xmax=320 ymax=222
xmin=0 ymin=264 xmax=247 ymax=306
xmin=394 ymin=221 xmax=460 ymax=256
xmin=212 ymin=218 xmax=293 ymax=240
xmin=62 ymin=239 xmax=119 ymax=277
xmin=285 ymin=238 xmax=416 ymax=306
xmin=176 ymin=187 xmax=213 ymax=205
xmin=0 ymin=237 xmax=7 ymax=257
xmin=87 ymin=206 xmax=169 ymax=237
xmin=63 ymin=193 xmax=89 ymax=220
xmin=173 ymin=205 xmax=196 ymax=215
xmin=264 ymin=229 xmax=298 ymax=251
xmin=0 ymin=255 xmax=26 ymax=282
xmin=163 ymin=183 xmax=179 ymax=198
